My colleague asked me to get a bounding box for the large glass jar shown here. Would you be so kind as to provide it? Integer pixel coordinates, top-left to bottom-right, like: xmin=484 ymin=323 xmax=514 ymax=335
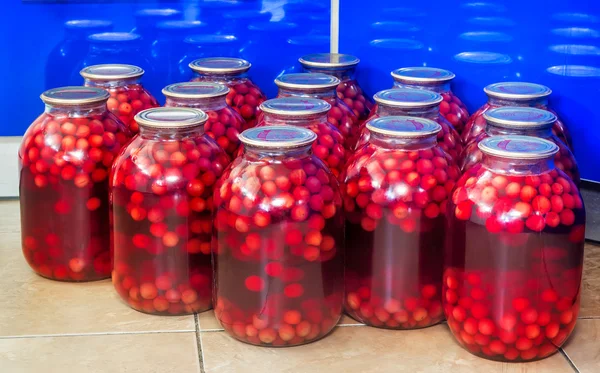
xmin=462 ymin=82 xmax=573 ymax=150
xmin=213 ymin=126 xmax=344 ymax=347
xmin=445 ymin=135 xmax=585 ymax=362
xmin=189 ymin=57 xmax=266 ymax=130
xmin=257 ymin=98 xmax=347 ymax=179
xmin=299 ymin=53 xmax=374 ymax=122
xmin=343 ymin=116 xmax=460 ymax=329
xmin=179 ymin=35 xmax=240 ymax=82
xmin=81 ymin=64 xmax=159 ymax=134
xmin=461 ymin=107 xmax=580 ymax=184
xmin=82 ymin=33 xmax=152 ymax=74
xmin=132 ymin=8 xmax=181 ymax=47
xmin=359 ymin=89 xmax=463 ymax=160
xmin=111 ymin=108 xmax=230 ymax=315
xmin=163 ymin=82 xmax=245 ymax=160
xmin=275 ymin=73 xmax=360 ymax=150
xmin=391 ymin=67 xmax=470 ymax=135
xmin=19 ymin=87 xmax=131 ymax=281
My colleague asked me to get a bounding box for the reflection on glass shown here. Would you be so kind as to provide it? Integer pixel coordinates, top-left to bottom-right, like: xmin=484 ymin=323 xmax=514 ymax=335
xmin=552 ymin=12 xmax=600 ymax=24
xmin=198 ymin=0 xmax=243 ymax=32
xmin=222 ymin=9 xmax=272 ymax=35
xmin=284 ymin=35 xmax=330 ymax=74
xmin=460 ymin=2 xmax=506 ymax=13
xmin=178 ymin=34 xmax=240 ymax=82
xmin=466 ymin=16 xmax=515 ymax=28
xmin=132 ymin=8 xmax=181 ymax=46
xmin=369 ymin=21 xmax=422 ymax=40
xmin=547 ymin=65 xmax=600 ymax=77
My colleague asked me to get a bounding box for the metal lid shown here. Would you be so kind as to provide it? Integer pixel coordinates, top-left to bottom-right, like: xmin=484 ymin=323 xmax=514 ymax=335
xmin=157 ymin=20 xmax=204 ymax=30
xmin=80 ymin=64 xmax=144 ymax=81
xmin=65 ymin=20 xmax=112 ymax=29
xmin=275 ymin=73 xmax=340 ymax=90
xmin=240 ymin=126 xmax=317 ymax=149
xmin=88 ymin=32 xmax=140 ymax=43
xmin=453 ymin=52 xmax=512 ymax=64
xmin=459 ymin=31 xmax=513 ymax=42
xmin=484 ymin=107 xmax=557 ymax=129
xmin=135 ymin=107 xmax=208 ymax=129
xmin=373 ymin=88 xmax=443 ymax=108
xmin=484 ymin=82 xmax=552 ymax=100
xmin=135 ymin=8 xmax=180 ymax=17
xmin=260 ymin=98 xmax=331 ymax=116
xmin=479 ymin=135 xmax=559 ymax=159
xmin=162 ymin=82 xmax=229 ymax=99
xmin=184 ymin=34 xmax=237 ymax=44
xmin=370 ymin=38 xmax=424 ymax=50
xmin=41 ymin=86 xmax=109 ymax=106
xmin=366 ymin=116 xmax=441 ymax=138
xmin=298 ymin=53 xmax=360 ymax=68
xmin=391 ymin=67 xmax=455 ymax=84
xmin=189 ymin=57 xmax=251 ymax=75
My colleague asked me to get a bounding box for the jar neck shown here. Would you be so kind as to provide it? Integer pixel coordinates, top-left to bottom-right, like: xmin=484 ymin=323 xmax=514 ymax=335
xmin=138 ymin=125 xmax=204 ymax=140
xmin=482 ymin=154 xmax=555 ymax=176
xmin=393 ymin=81 xmax=450 ymax=94
xmin=370 ymin=132 xmax=438 ymax=151
xmin=90 ymin=43 xmax=138 ymax=54
xmin=302 ymin=66 xmax=356 ymax=81
xmin=278 ymin=87 xmax=336 ymax=100
xmin=84 ymin=77 xmax=140 ymax=89
xmin=262 ymin=112 xmax=328 ymax=127
xmin=164 ymin=96 xmax=227 ymax=111
xmin=487 ymin=96 xmax=549 ymax=107
xmin=45 ymin=102 xmax=107 ymax=117
xmin=193 ymin=71 xmax=246 ymax=81
xmin=485 ymin=124 xmax=553 ymax=138
xmin=243 ymin=145 xmax=313 ymax=161
xmin=375 ymin=104 xmax=439 ymax=119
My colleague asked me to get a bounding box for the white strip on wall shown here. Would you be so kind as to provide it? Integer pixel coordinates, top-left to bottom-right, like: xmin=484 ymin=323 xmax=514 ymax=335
xmin=0 ymin=137 xmax=21 ymax=197
xmin=330 ymin=0 xmax=339 ymax=53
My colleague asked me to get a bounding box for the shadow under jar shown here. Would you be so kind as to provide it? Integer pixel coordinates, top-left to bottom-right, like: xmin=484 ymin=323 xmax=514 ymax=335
xmin=445 ymin=135 xmax=585 ymax=362
xmin=163 ymin=82 xmax=245 ymax=160
xmin=460 ymin=107 xmax=580 ymax=184
xmin=111 ymin=108 xmax=230 ymax=315
xmin=213 ymin=126 xmax=344 ymax=347
xmin=462 ymin=82 xmax=573 ymax=150
xmin=19 ymin=87 xmax=132 ymax=281
xmin=256 ymin=98 xmax=347 ymax=179
xmin=343 ymin=116 xmax=460 ymax=329
xmin=189 ymin=57 xmax=266 ymax=130
xmin=275 ymin=73 xmax=360 ymax=151
xmin=358 ymin=89 xmax=463 ymax=160
xmin=299 ymin=53 xmax=374 ymax=123
xmin=81 ymin=64 xmax=159 ymax=134
xmin=391 ymin=67 xmax=470 ymax=135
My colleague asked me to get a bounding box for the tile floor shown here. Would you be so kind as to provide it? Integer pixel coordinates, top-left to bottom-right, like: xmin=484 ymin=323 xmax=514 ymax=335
xmin=0 ymin=200 xmax=598 ymax=373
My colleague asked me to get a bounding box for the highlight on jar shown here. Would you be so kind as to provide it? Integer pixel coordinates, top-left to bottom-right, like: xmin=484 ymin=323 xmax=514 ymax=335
xmin=162 ymin=81 xmax=244 ymax=160
xmin=358 ymin=88 xmax=463 ymax=160
xmin=445 ymin=135 xmax=585 ymax=362
xmin=81 ymin=64 xmax=159 ymax=134
xmin=212 ymin=126 xmax=344 ymax=347
xmin=188 ymin=57 xmax=266 ymax=130
xmin=299 ymin=53 xmax=373 ymax=122
xmin=256 ymin=97 xmax=347 ymax=179
xmin=111 ymin=107 xmax=230 ymax=315
xmin=19 ymin=86 xmax=132 ymax=281
xmin=343 ymin=116 xmax=460 ymax=329
xmin=460 ymin=107 xmax=580 ymax=184
xmin=390 ymin=67 xmax=470 ymax=135
xmin=274 ymin=72 xmax=360 ymax=150
xmin=462 ymin=82 xmax=573 ymax=150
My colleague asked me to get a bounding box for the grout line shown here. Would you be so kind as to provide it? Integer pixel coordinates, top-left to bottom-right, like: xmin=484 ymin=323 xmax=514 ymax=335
xmin=194 ymin=313 xmax=206 ymax=373
xmin=0 ymin=329 xmax=195 ymax=340
xmin=559 ymin=348 xmax=581 ymax=373
xmin=330 ymin=0 xmax=339 ymax=53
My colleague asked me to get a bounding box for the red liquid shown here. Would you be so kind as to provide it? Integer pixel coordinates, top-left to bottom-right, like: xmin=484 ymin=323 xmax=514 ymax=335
xmin=19 ymin=111 xmax=131 ymax=281
xmin=213 ymin=152 xmax=344 ymax=346
xmin=99 ymin=84 xmax=159 ymax=135
xmin=111 ymin=131 xmax=230 ymax=315
xmin=337 ymin=79 xmax=373 ymax=122
xmin=445 ymin=165 xmax=585 ymax=361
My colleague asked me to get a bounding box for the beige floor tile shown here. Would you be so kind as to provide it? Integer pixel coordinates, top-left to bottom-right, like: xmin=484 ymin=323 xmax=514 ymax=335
xmin=581 ymin=243 xmax=600 ymax=318
xmin=562 ymin=319 xmax=600 ymax=373
xmin=0 ymin=201 xmax=194 ymax=337
xmin=0 ymin=332 xmax=200 ymax=373
xmin=200 ymin=324 xmax=573 ymax=373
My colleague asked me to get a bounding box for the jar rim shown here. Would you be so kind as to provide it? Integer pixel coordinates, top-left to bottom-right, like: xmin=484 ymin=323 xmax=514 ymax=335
xmin=80 ymin=64 xmax=144 ymax=81
xmin=135 ymin=107 xmax=208 ymax=129
xmin=41 ymin=86 xmax=109 ymax=106
xmin=162 ymin=82 xmax=229 ymax=99
xmin=240 ymin=126 xmax=317 ymax=149
xmin=391 ymin=67 xmax=455 ymax=83
xmin=275 ymin=73 xmax=340 ymax=90
xmin=260 ymin=98 xmax=331 ymax=116
xmin=484 ymin=82 xmax=552 ymax=100
xmin=373 ymin=88 xmax=443 ymax=107
xmin=299 ymin=53 xmax=360 ymax=68
xmin=189 ymin=57 xmax=251 ymax=74
xmin=366 ymin=116 xmax=441 ymax=138
xmin=484 ymin=107 xmax=557 ymax=129
xmin=479 ymin=135 xmax=559 ymax=159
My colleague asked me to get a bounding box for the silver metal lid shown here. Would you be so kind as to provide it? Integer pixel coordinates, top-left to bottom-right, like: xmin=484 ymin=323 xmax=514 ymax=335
xmin=366 ymin=116 xmax=441 ymax=138
xmin=88 ymin=32 xmax=140 ymax=43
xmin=453 ymin=52 xmax=513 ymax=64
xmin=391 ymin=67 xmax=455 ymax=84
xmin=260 ymin=98 xmax=331 ymax=116
xmin=162 ymin=82 xmax=229 ymax=99
xmin=80 ymin=64 xmax=144 ymax=81
xmin=41 ymin=86 xmax=109 ymax=106
xmin=275 ymin=73 xmax=340 ymax=90
xmin=298 ymin=53 xmax=360 ymax=68
xmin=189 ymin=57 xmax=251 ymax=75
xmin=373 ymin=88 xmax=443 ymax=107
xmin=484 ymin=82 xmax=552 ymax=100
xmin=484 ymin=107 xmax=557 ymax=129
xmin=479 ymin=135 xmax=559 ymax=159
xmin=135 ymin=107 xmax=208 ymax=129
xmin=240 ymin=126 xmax=317 ymax=149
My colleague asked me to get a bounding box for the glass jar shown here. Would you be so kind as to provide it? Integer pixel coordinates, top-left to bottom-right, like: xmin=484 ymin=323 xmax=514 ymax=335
xmin=213 ymin=126 xmax=344 ymax=346
xmin=359 ymin=89 xmax=463 ymax=160
xmin=275 ymin=73 xmax=360 ymax=150
xmin=257 ymin=98 xmax=347 ymax=179
xmin=111 ymin=108 xmax=230 ymax=315
xmin=19 ymin=87 xmax=132 ymax=281
xmin=132 ymin=8 xmax=181 ymax=47
xmin=81 ymin=64 xmax=159 ymax=134
xmin=445 ymin=135 xmax=585 ymax=362
xmin=189 ymin=57 xmax=266 ymax=130
xmin=343 ymin=116 xmax=460 ymax=329
xmin=461 ymin=107 xmax=580 ymax=184
xmin=299 ymin=53 xmax=374 ymax=122
xmin=462 ymin=82 xmax=573 ymax=150
xmin=391 ymin=67 xmax=470 ymax=135
xmin=163 ymin=82 xmax=245 ymax=160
